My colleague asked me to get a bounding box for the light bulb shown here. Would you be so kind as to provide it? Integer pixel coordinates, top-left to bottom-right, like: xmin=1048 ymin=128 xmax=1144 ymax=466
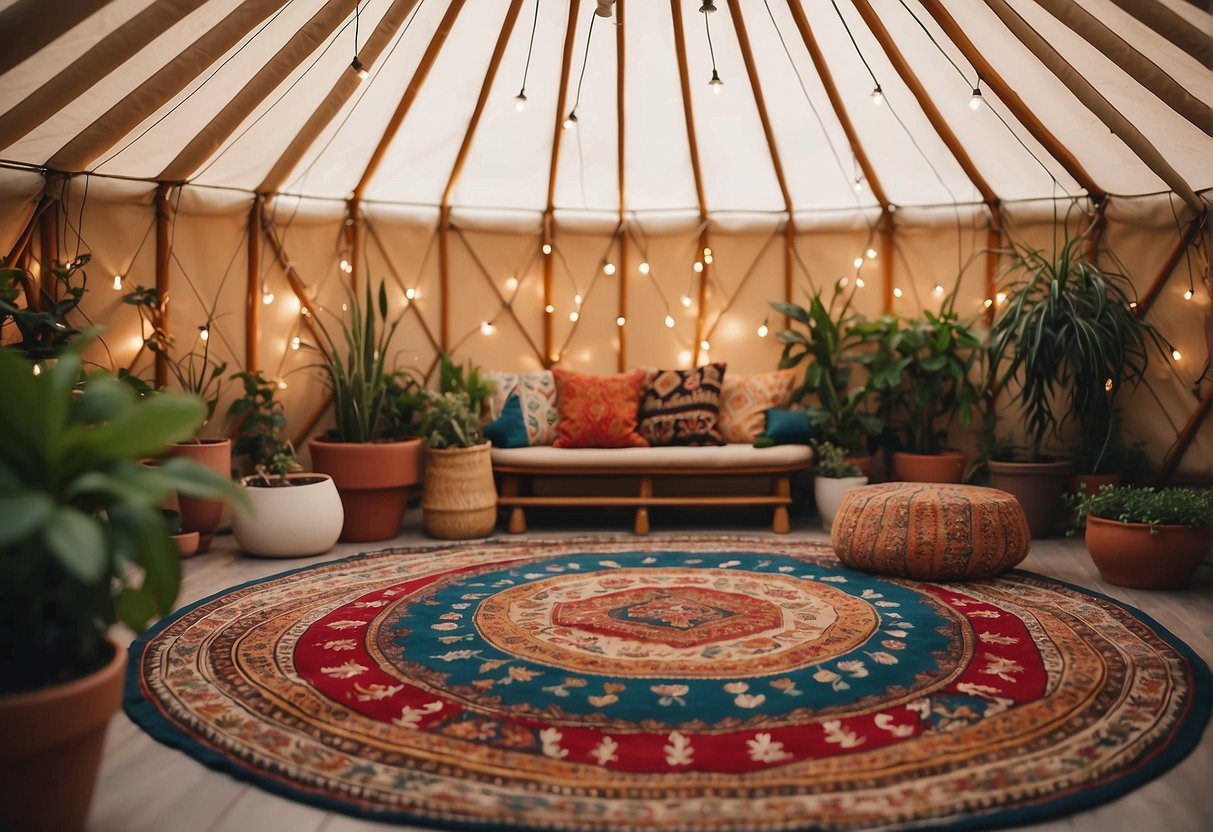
xmin=700 ymin=339 xmax=711 ymax=351
xmin=300 ymin=306 xmax=309 ymax=316
xmin=703 ymin=247 xmax=712 ymax=256
xmin=680 ymin=294 xmax=692 ymax=307
xmin=1129 ymin=301 xmax=1137 ymax=309
xmin=709 ymin=70 xmax=723 ymax=94
xmin=616 ymin=316 xmax=626 ymax=326
xmin=933 ymin=284 xmax=944 ymax=296
xmin=480 ymin=321 xmax=495 ymax=335
xmin=855 ymin=277 xmax=865 ymax=288
xmin=291 ymin=336 xmax=301 ymax=350
xmin=704 ymin=254 xmax=713 ymax=265
xmin=853 ymin=257 xmax=864 ymax=269
xmin=405 ymin=287 xmax=417 ymax=300
xmin=871 ymin=86 xmax=883 ymax=106
xmin=757 ymin=323 xmax=769 ymax=338
xmin=112 ymin=275 xmax=122 ymax=291
xmin=866 ymin=248 xmax=877 ymax=260
xmin=351 ymin=56 xmax=368 ymax=80
xmin=262 ymin=292 xmax=274 ymax=305
xmin=277 ymin=379 xmax=288 ymax=390
xmin=969 ymin=88 xmax=983 ymax=111
xmin=839 ymin=276 xmax=849 ymax=288
xmin=603 ymin=262 xmax=616 ymax=276
xmin=569 ymin=311 xmax=579 ymax=322
xmin=505 ymin=276 xmax=518 ymax=292
xmin=854 ymin=179 xmax=864 ymax=193
xmin=1184 ymin=289 xmax=1193 ymax=300
xmin=1105 ymin=378 xmax=1113 ymax=392
xmin=983 ymin=298 xmax=994 ymax=309
xmin=542 ymin=243 xmax=552 ymax=255
xmin=664 ymin=314 xmax=675 ymax=328
xmin=639 ymin=261 xmax=650 ymax=275
xmin=545 ymin=304 xmax=554 ymax=314
xmin=32 ymin=363 xmax=41 ymax=376
xmin=515 ymin=90 xmax=527 ymax=112
xmin=996 ymin=291 xmax=1007 ymax=305
xmin=1172 ymin=348 xmax=1182 ymax=361
xmin=574 ymin=293 xmax=583 ymax=305
xmin=339 ymin=258 xmax=351 ymax=273
xmin=893 ymin=287 xmax=903 ymax=299
xmin=199 ymin=327 xmax=209 ymax=341
xmin=563 ymin=111 xmax=578 ymax=130
xmin=693 ymin=261 xmax=703 ymax=273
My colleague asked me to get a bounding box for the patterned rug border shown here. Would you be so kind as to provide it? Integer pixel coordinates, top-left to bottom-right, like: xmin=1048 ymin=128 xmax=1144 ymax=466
xmin=123 ymin=534 xmax=1212 ymax=832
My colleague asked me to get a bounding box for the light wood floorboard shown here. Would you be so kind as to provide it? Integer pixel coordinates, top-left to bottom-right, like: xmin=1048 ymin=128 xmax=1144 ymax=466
xmin=88 ymin=510 xmax=1213 ymax=832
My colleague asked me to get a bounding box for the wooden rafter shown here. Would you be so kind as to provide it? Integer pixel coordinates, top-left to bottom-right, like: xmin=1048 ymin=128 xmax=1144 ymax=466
xmin=670 ymin=0 xmax=711 ymax=366
xmin=981 ymin=0 xmax=1202 ymax=213
xmin=438 ymin=0 xmax=525 ymax=352
xmin=1136 ymin=211 xmax=1208 ymax=318
xmin=154 ymin=183 xmax=172 ymax=388
xmin=352 ymin=0 xmax=467 ymax=202
xmin=364 ymin=220 xmax=442 ymax=356
xmin=453 ymin=228 xmax=546 ymax=366
xmin=48 ymin=0 xmax=288 ymax=173
xmin=1159 ymin=390 xmax=1211 ymax=484
xmin=246 ymin=195 xmax=262 ymax=372
xmin=346 ymin=198 xmax=361 ymax=294
xmin=4 ymin=196 xmax=51 ymax=309
xmin=259 ymin=0 xmax=421 ymax=194
xmin=916 ymin=0 xmax=1104 ymax=202
xmin=616 ymin=0 xmax=628 ymax=373
xmin=543 ymin=0 xmax=583 ymax=366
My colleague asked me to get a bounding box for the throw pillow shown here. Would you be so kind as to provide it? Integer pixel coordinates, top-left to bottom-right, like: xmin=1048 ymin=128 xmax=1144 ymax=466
xmin=637 ymin=363 xmax=727 ymax=446
xmin=718 ymin=369 xmax=797 ymax=443
xmin=488 ymin=371 xmax=558 ymax=446
xmin=552 ymin=368 xmax=649 ymax=449
xmin=483 ymin=393 xmax=528 ymax=449
xmin=761 ymin=407 xmax=814 ymax=445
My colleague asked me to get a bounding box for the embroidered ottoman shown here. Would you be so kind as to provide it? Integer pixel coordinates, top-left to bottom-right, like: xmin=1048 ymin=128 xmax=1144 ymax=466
xmin=831 ymin=482 xmax=1030 ymax=581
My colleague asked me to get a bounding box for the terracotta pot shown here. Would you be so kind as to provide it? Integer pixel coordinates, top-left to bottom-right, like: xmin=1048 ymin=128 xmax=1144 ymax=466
xmin=845 ymin=454 xmax=878 ymax=483
xmin=233 ymin=473 xmax=345 ymax=557
xmin=1067 ymin=471 xmax=1122 ymax=496
xmin=988 ymin=459 xmax=1071 ymax=539
xmin=308 ymin=437 xmax=423 ymax=542
xmin=890 ymin=450 xmax=966 ymax=484
xmin=171 ymin=530 xmax=200 ymax=558
xmin=422 ymin=444 xmax=498 ymax=540
xmin=0 ymin=638 xmax=126 ymax=832
xmin=169 ymin=438 xmax=233 ymax=553
xmin=814 ymin=474 xmax=869 ymax=533
xmin=1085 ymin=516 xmax=1210 ymax=589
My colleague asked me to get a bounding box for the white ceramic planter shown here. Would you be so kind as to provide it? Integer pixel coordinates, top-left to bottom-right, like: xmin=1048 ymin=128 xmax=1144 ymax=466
xmin=815 ymin=475 xmax=869 ymax=533
xmin=232 ymin=473 xmax=344 ymax=558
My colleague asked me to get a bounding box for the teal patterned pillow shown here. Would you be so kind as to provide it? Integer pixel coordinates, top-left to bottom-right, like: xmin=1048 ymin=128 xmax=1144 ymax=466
xmin=483 ymin=393 xmax=528 ymax=448
xmin=488 ymin=371 xmax=558 ymax=446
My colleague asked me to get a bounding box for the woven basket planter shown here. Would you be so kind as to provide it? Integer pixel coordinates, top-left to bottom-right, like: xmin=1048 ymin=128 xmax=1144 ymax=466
xmin=422 ymin=443 xmax=498 ymax=539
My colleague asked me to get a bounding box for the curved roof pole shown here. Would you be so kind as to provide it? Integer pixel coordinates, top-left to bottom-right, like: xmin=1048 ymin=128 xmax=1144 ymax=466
xmin=784 ymin=0 xmax=895 ymax=314
xmin=246 ymin=194 xmax=263 ymax=373
xmin=543 ymin=0 xmax=584 ymax=367
xmin=259 ymin=0 xmax=421 ymax=194
xmin=154 ymin=184 xmax=173 ymax=389
xmin=1031 ymin=0 xmax=1211 ymax=137
xmin=981 ymin=0 xmax=1203 ymax=214
xmin=615 ymin=0 xmax=629 ymax=373
xmin=669 ymin=0 xmax=711 ymax=367
xmin=850 ymin=0 xmax=1003 ymax=315
xmin=438 ymin=0 xmax=525 ymax=353
xmin=1103 ymin=0 xmax=1210 ymax=67
xmin=48 ymin=0 xmax=289 ymax=173
xmin=0 ymin=0 xmax=208 ymax=150
xmin=727 ymin=1 xmax=796 ymax=329
xmin=158 ymin=0 xmax=356 ymax=182
xmin=0 ymin=0 xmax=114 ymax=77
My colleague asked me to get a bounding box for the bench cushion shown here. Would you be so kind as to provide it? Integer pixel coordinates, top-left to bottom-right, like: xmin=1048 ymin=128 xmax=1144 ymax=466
xmin=491 ymin=443 xmax=812 ymax=470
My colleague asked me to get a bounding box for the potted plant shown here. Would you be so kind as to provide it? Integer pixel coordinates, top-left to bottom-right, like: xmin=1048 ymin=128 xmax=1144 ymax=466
xmin=861 ymin=295 xmax=982 ymax=483
xmin=419 ymin=355 xmax=498 ymax=539
xmin=307 ymin=280 xmax=424 ymax=542
xmin=0 ymin=254 xmax=90 ymax=366
xmin=771 ymin=283 xmax=883 ymax=477
xmin=227 ymin=371 xmax=344 ymax=557
xmin=1069 ymin=484 xmax=1211 ymax=589
xmin=812 ymin=440 xmax=869 ymax=533
xmin=987 ymin=220 xmax=1162 ymax=535
xmin=0 ymin=338 xmax=240 ymax=832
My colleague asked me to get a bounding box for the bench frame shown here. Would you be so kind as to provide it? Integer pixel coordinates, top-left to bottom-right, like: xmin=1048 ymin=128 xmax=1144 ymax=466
xmin=494 ymin=461 xmax=811 ymax=535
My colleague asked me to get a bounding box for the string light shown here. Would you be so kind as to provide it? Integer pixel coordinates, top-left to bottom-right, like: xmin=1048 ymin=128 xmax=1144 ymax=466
xmin=574 ymin=293 xmax=583 ymax=305
xmin=290 ymin=336 xmax=301 ymax=351
xmin=700 ymin=340 xmax=711 ymax=351
xmin=704 ymin=253 xmax=713 ymax=265
xmin=563 ymin=111 xmax=578 ymax=130
xmin=480 ymin=320 xmax=495 ymax=335
xmin=199 ymin=327 xmax=210 ymax=341
xmin=1172 ymin=348 xmax=1182 ymax=361
xmin=664 ymin=314 xmax=676 ymax=328
xmin=933 ymin=284 xmax=944 ymax=296
xmin=757 ymin=321 xmax=769 ymax=338
xmin=300 ymin=307 xmax=310 ymax=317
xmin=262 ymin=291 xmax=274 ymax=305
xmin=277 ymin=379 xmax=288 ymax=390
xmin=616 ymin=316 xmax=626 ymax=326
xmin=871 ymin=85 xmax=883 ymax=106
xmin=542 ymin=243 xmax=552 ymax=255
xmin=996 ymin=291 xmax=1007 ymax=305
xmin=855 ymin=277 xmax=865 ymax=288
xmin=638 ymin=261 xmax=650 ymax=275
xmin=1184 ymin=289 xmax=1193 ymax=300
xmin=339 ymin=258 xmax=352 ymax=273
xmin=703 ymin=2 xmax=722 ymax=94
xmin=514 ymin=91 xmax=527 ymax=113
xmin=1129 ymin=301 xmax=1137 ymax=309
xmin=839 ymin=276 xmax=850 ymax=288
xmin=893 ymin=287 xmax=903 ymax=299
xmin=866 ymin=248 xmax=877 ymax=260
xmin=404 ymin=287 xmax=417 ymax=300
xmin=350 ymin=56 xmax=368 ymax=81
xmin=693 ymin=261 xmax=704 ymax=273
xmin=112 ymin=275 xmax=122 ymax=291
xmin=545 ymin=304 xmax=554 ymax=314
xmin=350 ymin=4 xmax=368 ymax=80
xmin=32 ymin=364 xmax=41 ymax=376
xmin=1105 ymin=378 xmax=1113 ymax=392
xmin=854 ymin=178 xmax=864 ymax=193
xmin=709 ymin=70 xmax=723 ymax=94
xmin=853 ymin=257 xmax=863 ymax=269
xmin=515 ymin=0 xmax=539 ymax=113
xmin=969 ymin=79 xmax=984 ymax=111
xmin=703 ymin=247 xmax=712 ymax=256
xmin=680 ymin=294 xmax=692 ymax=307
xmin=602 ymin=262 xmax=616 ymax=276
xmin=983 ymin=298 xmax=994 ymax=309
xmin=569 ymin=311 xmax=579 ymax=322
xmin=505 ymin=276 xmax=519 ymax=292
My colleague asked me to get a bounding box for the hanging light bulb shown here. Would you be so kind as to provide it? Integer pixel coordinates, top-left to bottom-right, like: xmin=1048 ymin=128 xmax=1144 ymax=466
xmin=854 ymin=178 xmax=864 ymax=193
xmin=569 ymin=311 xmax=579 ymax=322
xmin=680 ymin=294 xmax=692 ymax=307
xmin=933 ymin=284 xmax=944 ymax=296
xmin=757 ymin=321 xmax=769 ymax=338
xmin=1105 ymin=378 xmax=1113 ymax=392
xmin=853 ymin=257 xmax=864 ymax=269
xmin=871 ymin=85 xmax=883 ymax=106
xmin=969 ymin=82 xmax=984 ymax=111
xmin=542 ymin=243 xmax=552 ymax=255
xmin=262 ymin=291 xmax=275 ymax=305
xmin=563 ymin=110 xmax=578 ymax=130
xmin=703 ymin=247 xmax=712 ymax=256
xmin=112 ymin=275 xmax=123 ymax=291
xmin=664 ymin=314 xmax=676 ymax=328
xmin=505 ymin=276 xmax=519 ymax=292
xmin=545 ymin=304 xmax=554 ymax=313
xmin=866 ymin=248 xmax=877 ymax=260
xmin=277 ymin=379 xmax=288 ymax=390
xmin=983 ymin=298 xmax=994 ymax=309
xmin=350 ymin=56 xmax=368 ymax=81
xmin=700 ymin=340 xmax=711 ymax=351
xmin=603 ymin=262 xmax=616 ymax=276
xmin=638 ymin=261 xmax=650 ymax=275
xmin=32 ymin=363 xmax=41 ymax=376
xmin=855 ymin=277 xmax=865 ymax=288
xmin=709 ymin=69 xmax=723 ymax=94
xmin=838 ymin=276 xmax=850 ymax=288
xmin=699 ymin=0 xmax=717 ymax=12
xmin=1172 ymin=348 xmax=1182 ymax=361
xmin=291 ymin=336 xmax=301 ymax=351
xmin=693 ymin=261 xmax=704 ymax=273
xmin=1184 ymin=289 xmax=1194 ymax=300
xmin=405 ymin=287 xmax=417 ymax=300
xmin=199 ymin=326 xmax=210 ymax=341
xmin=893 ymin=287 xmax=903 ymax=299
xmin=340 ymin=258 xmax=352 ymax=273
xmin=616 ymin=316 xmax=626 ymax=326
xmin=480 ymin=320 xmax=495 ymax=335
xmin=515 ymin=90 xmax=527 ymax=112
xmin=574 ymin=293 xmax=583 ymax=305
xmin=996 ymin=291 xmax=1007 ymax=305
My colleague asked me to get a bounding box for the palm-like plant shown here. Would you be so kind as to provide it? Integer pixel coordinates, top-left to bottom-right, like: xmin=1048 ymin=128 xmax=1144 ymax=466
xmin=989 ymin=226 xmax=1162 ymax=468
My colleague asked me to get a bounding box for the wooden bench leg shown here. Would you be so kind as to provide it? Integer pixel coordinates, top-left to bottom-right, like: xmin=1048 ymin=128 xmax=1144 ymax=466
xmin=634 ymin=476 xmax=652 ymax=535
xmin=772 ymin=476 xmax=791 ymax=534
xmin=501 ymin=476 xmax=526 ymax=534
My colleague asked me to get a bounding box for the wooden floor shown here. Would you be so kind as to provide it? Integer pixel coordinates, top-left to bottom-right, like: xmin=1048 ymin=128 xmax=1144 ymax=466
xmin=88 ymin=510 xmax=1213 ymax=832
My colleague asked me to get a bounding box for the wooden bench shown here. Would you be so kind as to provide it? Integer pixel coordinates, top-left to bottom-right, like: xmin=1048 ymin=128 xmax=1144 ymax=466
xmin=491 ymin=444 xmax=814 ymax=535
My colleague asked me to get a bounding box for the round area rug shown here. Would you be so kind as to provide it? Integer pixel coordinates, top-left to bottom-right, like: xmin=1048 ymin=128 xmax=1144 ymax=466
xmin=126 ymin=536 xmax=1210 ymax=832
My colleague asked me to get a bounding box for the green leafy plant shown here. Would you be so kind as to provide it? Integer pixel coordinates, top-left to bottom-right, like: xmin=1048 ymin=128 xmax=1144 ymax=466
xmin=314 ymin=280 xmax=418 ymax=443
xmin=226 ymin=370 xmax=300 ymax=485
xmin=0 ymin=337 xmax=243 ymax=695
xmin=860 ymin=296 xmax=983 ymax=455
xmin=418 ymin=390 xmax=485 ymax=449
xmin=811 ymin=440 xmax=863 ymax=479
xmin=438 ymin=353 xmax=495 ymax=420
xmin=1068 ymin=484 xmax=1212 ymax=533
xmin=988 ymin=223 xmax=1163 ymax=467
xmin=0 ymin=254 xmax=90 ymax=363
xmin=771 ymin=283 xmax=883 ymax=455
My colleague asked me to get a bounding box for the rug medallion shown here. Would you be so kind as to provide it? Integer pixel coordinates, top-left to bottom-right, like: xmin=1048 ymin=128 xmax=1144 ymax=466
xmin=126 ymin=536 xmax=1210 ymax=831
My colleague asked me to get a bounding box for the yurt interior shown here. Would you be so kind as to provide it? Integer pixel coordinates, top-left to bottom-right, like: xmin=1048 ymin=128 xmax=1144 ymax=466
xmin=0 ymin=1 xmax=1211 ymax=831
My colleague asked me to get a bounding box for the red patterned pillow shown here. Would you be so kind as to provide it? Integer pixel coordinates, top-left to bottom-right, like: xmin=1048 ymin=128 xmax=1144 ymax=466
xmin=637 ymin=363 xmax=727 ymax=446
xmin=553 ymin=369 xmax=649 ymax=448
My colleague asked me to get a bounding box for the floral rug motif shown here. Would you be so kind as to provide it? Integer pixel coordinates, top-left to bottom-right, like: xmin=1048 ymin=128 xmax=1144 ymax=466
xmin=126 ymin=536 xmax=1210 ymax=831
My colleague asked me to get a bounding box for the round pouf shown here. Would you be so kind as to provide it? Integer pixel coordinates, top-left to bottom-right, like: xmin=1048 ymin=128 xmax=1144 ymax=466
xmin=831 ymin=482 xmax=1030 ymax=581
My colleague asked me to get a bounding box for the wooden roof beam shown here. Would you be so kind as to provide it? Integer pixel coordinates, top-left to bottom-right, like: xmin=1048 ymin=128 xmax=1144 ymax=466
xmin=616 ymin=0 xmax=628 ymax=373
